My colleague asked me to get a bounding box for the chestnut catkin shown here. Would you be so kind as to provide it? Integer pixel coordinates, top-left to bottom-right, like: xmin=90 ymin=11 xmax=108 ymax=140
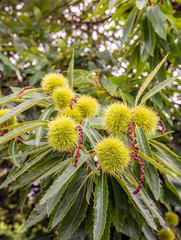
xmin=104 ymin=103 xmax=131 ymax=135
xmin=48 ymin=116 xmax=78 ymax=152
xmin=41 ymin=73 xmax=68 ymax=93
xmin=132 ymin=106 xmax=159 ymax=135
xmin=77 ymin=95 xmax=99 ymax=118
xmin=95 ymin=137 xmax=130 ymax=173
xmin=53 ymin=87 xmax=74 ymax=110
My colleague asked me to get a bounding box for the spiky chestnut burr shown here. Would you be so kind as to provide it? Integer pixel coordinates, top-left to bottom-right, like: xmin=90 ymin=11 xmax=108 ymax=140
xmin=132 ymin=106 xmax=159 ymax=135
xmin=158 ymin=228 xmax=175 ymax=240
xmin=77 ymin=95 xmax=99 ymax=118
xmin=48 ymin=116 xmax=78 ymax=152
xmin=95 ymin=137 xmax=130 ymax=173
xmin=60 ymin=107 xmax=83 ymax=124
xmin=53 ymin=87 xmax=74 ymax=110
xmin=104 ymin=103 xmax=131 ymax=135
xmin=74 ymin=125 xmax=84 ymax=167
xmin=0 ymin=108 xmax=17 ymax=129
xmin=41 ymin=73 xmax=68 ymax=93
xmin=128 ymin=122 xmax=145 ymax=195
xmin=165 ymin=212 xmax=179 ymax=227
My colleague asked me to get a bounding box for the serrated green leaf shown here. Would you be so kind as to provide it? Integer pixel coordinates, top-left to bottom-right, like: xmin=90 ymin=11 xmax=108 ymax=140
xmin=36 ymin=105 xmax=55 ymax=147
xmin=136 ymin=0 xmax=148 ymax=9
xmin=115 ymin=173 xmax=157 ymax=230
xmin=35 ymin=156 xmax=75 ymax=183
xmin=94 ymin=172 xmax=109 ymax=240
xmin=121 ymin=10 xmax=137 ymax=48
xmin=139 ymin=151 xmax=181 ymax=182
xmin=20 ymin=188 xmax=30 ymax=213
xmin=4 ymin=145 xmax=50 ymax=159
xmin=0 ymin=97 xmax=46 ymax=127
xmin=135 ymin=127 xmax=160 ymax=200
xmin=111 ymin=177 xmax=127 ymax=231
xmin=147 ymin=5 xmax=167 ymax=39
xmin=142 ymin=14 xmax=155 ymax=55
xmin=101 ymin=206 xmax=111 ymax=240
xmin=0 ymin=122 xmax=48 ymax=144
xmin=135 ymin=54 xmax=168 ymax=106
xmin=86 ymin=173 xmax=94 ymax=203
xmin=11 ymin=153 xmax=63 ymax=190
xmin=67 ymin=51 xmax=74 ymax=88
xmin=57 ymin=184 xmax=88 ymax=240
xmin=0 ymin=88 xmax=42 ymax=106
xmin=0 ymin=148 xmax=52 ymax=189
xmin=8 ymin=140 xmax=19 ymax=167
xmin=115 ymin=171 xmax=164 ymax=230
xmin=50 ymin=174 xmax=87 ymax=229
xmin=47 ymin=176 xmax=73 ymax=216
xmin=150 ymin=139 xmax=181 ymax=171
xmin=140 ymin=74 xmax=181 ymax=105
xmin=142 ymin=223 xmax=157 ymax=240
xmin=21 ymin=203 xmax=47 ymax=230
xmin=118 ymin=89 xmax=127 ymax=105
xmin=86 ymin=157 xmax=100 ymax=175
xmin=40 ymin=153 xmax=89 ymax=204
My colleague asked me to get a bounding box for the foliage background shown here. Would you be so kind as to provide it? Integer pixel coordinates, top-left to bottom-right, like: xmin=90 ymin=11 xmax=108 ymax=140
xmin=0 ymin=0 xmax=181 ymax=239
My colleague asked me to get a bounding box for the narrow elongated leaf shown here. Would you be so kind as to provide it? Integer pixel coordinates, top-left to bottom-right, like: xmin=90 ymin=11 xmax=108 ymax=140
xmin=35 ymin=156 xmax=75 ymax=183
xmin=135 ymin=127 xmax=160 ymax=200
xmin=47 ymin=176 xmax=73 ymax=216
xmin=0 ymin=88 xmax=42 ymax=106
xmin=57 ymin=184 xmax=88 ymax=240
xmin=21 ymin=204 xmax=47 ymax=230
xmin=119 ymin=89 xmax=127 ymax=105
xmin=36 ymin=105 xmax=55 ymax=146
xmin=0 ymin=148 xmax=52 ymax=189
xmin=147 ymin=5 xmax=167 ymax=39
xmin=135 ymin=54 xmax=168 ymax=106
xmin=11 ymin=154 xmax=63 ymax=190
xmin=0 ymin=97 xmax=46 ymax=126
xmin=86 ymin=173 xmax=94 ymax=203
xmin=83 ymin=124 xmax=102 ymax=147
xmin=40 ymin=153 xmax=89 ymax=204
xmin=142 ymin=14 xmax=155 ymax=55
xmin=5 ymin=145 xmax=50 ymax=159
xmin=50 ymin=174 xmax=87 ymax=228
xmin=94 ymin=172 xmax=109 ymax=240
xmin=86 ymin=157 xmax=100 ymax=175
xmin=0 ymin=122 xmax=48 ymax=144
xmin=102 ymin=206 xmax=111 ymax=240
xmin=140 ymin=74 xmax=181 ymax=105
xmin=111 ymin=177 xmax=127 ymax=231
xmin=115 ymin=173 xmax=157 ymax=230
xmin=8 ymin=140 xmax=19 ymax=167
xmin=142 ymin=223 xmax=157 ymax=240
xmin=1 ymin=120 xmax=48 ymax=130
xmin=121 ymin=10 xmax=137 ymax=48
xmin=67 ymin=51 xmax=74 ymax=88
xmin=136 ymin=0 xmax=148 ymax=9
xmin=150 ymin=140 xmax=181 ymax=171
xmin=139 ymin=151 xmax=181 ymax=182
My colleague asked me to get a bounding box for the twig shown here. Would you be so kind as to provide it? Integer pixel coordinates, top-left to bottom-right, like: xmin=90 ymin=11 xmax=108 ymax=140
xmin=16 ymin=86 xmax=35 ymax=96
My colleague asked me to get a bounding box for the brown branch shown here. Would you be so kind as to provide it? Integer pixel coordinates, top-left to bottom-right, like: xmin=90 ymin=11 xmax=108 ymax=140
xmin=92 ymin=74 xmax=122 ymax=101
